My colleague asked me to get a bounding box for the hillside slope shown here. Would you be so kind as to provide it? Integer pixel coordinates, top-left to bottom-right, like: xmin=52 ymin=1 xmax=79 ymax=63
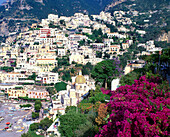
xmin=106 ymin=0 xmax=170 ymax=42
xmin=0 ymin=0 xmax=114 ymax=19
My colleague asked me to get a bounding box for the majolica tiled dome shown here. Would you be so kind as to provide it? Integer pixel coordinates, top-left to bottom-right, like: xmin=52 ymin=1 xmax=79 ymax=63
xmin=75 ymin=70 xmax=86 ymax=84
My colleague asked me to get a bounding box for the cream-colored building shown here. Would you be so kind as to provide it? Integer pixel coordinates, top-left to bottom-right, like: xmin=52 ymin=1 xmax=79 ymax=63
xmin=124 ymin=59 xmax=145 ymax=75
xmin=8 ymin=87 xmax=27 ymax=98
xmin=27 ymin=88 xmax=50 ymax=100
xmin=57 ymin=48 xmax=66 ymax=57
xmin=69 ymin=52 xmax=84 ymax=64
xmin=122 ymin=43 xmax=129 ymax=50
xmin=109 ymin=45 xmax=120 ymax=54
xmin=3 ymin=72 xmax=25 ymax=83
xmin=36 ymin=58 xmax=58 ymax=72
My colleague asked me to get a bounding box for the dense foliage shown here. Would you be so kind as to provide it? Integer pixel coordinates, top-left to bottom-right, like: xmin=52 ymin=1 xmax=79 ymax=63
xmin=59 ymin=110 xmax=87 ymax=137
xmin=91 ymin=59 xmax=121 ymax=88
xmin=0 ymin=66 xmax=14 ymax=72
xmin=29 ymin=117 xmax=53 ymax=131
xmin=20 ymin=104 xmax=32 ymax=108
xmin=54 ymin=82 xmax=67 ymax=92
xmin=95 ymin=75 xmax=170 ymax=136
xmin=21 ymin=132 xmax=33 ymax=137
xmin=0 ymin=0 xmax=113 ymax=19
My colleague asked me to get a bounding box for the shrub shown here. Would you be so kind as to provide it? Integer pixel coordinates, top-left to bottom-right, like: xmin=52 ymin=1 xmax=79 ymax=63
xmin=95 ymin=75 xmax=170 ymax=136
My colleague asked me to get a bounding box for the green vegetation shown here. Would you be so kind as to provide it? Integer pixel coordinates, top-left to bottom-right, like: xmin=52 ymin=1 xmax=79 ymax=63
xmin=28 ymin=128 xmax=44 ymax=137
xmin=40 ymin=117 xmax=53 ymax=131
xmin=0 ymin=0 xmax=113 ymax=21
xmin=58 ymin=85 xmax=111 ymax=137
xmin=108 ymin=0 xmax=170 ymax=42
xmin=31 ymin=100 xmax=42 ymax=119
xmin=58 ymin=47 xmax=170 ymax=136
xmin=32 ymin=112 xmax=39 ymax=119
xmin=29 ymin=117 xmax=53 ymax=131
xmin=120 ymin=48 xmax=170 ymax=86
xmin=83 ymin=28 xmax=107 ymax=42
xmin=21 ymin=132 xmax=33 ymax=137
xmin=82 ymin=62 xmax=93 ymax=75
xmin=20 ymin=104 xmax=32 ymax=108
xmin=28 ymin=73 xmax=38 ymax=81
xmin=78 ymin=39 xmax=86 ymax=46
xmin=23 ymin=118 xmax=53 ymax=137
xmin=61 ymin=70 xmax=71 ymax=82
xmin=155 ymin=41 xmax=170 ymax=49
xmin=59 ymin=110 xmax=88 ymax=137
xmin=91 ymin=60 xmax=121 ymax=89
xmin=46 ymin=87 xmax=56 ymax=95
xmin=57 ymin=57 xmax=70 ymax=67
xmin=120 ymin=72 xmax=139 ymax=86
xmin=96 ymin=51 xmax=102 ymax=58
xmin=54 ymin=82 xmax=67 ymax=92
xmin=105 ymin=23 xmax=118 ymax=32
xmin=34 ymin=100 xmax=42 ymax=112
xmin=0 ymin=66 xmax=14 ymax=72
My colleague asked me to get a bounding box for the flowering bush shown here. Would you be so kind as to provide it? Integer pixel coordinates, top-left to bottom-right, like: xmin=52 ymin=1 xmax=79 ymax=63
xmin=96 ymin=75 xmax=170 ymax=137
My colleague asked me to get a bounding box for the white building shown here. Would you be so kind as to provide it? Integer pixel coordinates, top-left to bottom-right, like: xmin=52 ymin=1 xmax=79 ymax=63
xmin=36 ymin=72 xmax=59 ymax=84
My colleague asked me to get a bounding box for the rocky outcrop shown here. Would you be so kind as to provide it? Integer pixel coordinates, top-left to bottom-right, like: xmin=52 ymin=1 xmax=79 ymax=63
xmin=104 ymin=0 xmax=127 ymax=11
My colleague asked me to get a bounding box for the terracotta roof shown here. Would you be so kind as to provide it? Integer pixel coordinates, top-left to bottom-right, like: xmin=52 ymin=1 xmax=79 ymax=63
xmin=110 ymin=45 xmax=120 ymax=47
xmin=37 ymin=59 xmax=55 ymax=60
xmin=47 ymin=52 xmax=55 ymax=53
xmin=8 ymin=72 xmax=20 ymax=74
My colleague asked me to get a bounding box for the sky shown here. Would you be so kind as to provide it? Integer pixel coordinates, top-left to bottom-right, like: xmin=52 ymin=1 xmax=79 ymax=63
xmin=0 ymin=0 xmax=6 ymax=5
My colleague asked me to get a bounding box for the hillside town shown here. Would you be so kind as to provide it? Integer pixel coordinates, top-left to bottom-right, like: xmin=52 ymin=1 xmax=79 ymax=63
xmin=0 ymin=9 xmax=169 ymax=137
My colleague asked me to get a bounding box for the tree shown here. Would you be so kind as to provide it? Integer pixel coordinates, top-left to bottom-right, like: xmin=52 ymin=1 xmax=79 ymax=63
xmin=91 ymin=59 xmax=121 ymax=89
xmin=46 ymin=87 xmax=55 ymax=95
xmin=78 ymin=39 xmax=86 ymax=46
xmin=105 ymin=23 xmax=118 ymax=32
xmin=95 ymin=103 xmax=108 ymax=125
xmin=0 ymin=66 xmax=14 ymax=72
xmin=28 ymin=73 xmax=37 ymax=81
xmin=60 ymin=20 xmax=66 ymax=26
xmin=32 ymin=112 xmax=39 ymax=119
xmin=71 ymin=68 xmax=75 ymax=74
xmin=30 ymin=123 xmax=40 ymax=131
xmin=103 ymin=52 xmax=110 ymax=59
xmin=35 ymin=100 xmax=42 ymax=108
xmin=82 ymin=62 xmax=93 ymax=75
xmin=96 ymin=51 xmax=102 ymax=58
xmin=89 ymin=92 xmax=110 ymax=104
xmin=34 ymin=104 xmax=41 ymax=112
xmin=59 ymin=111 xmax=87 ymax=137
xmin=21 ymin=132 xmax=33 ymax=137
xmin=74 ymin=115 xmax=97 ymax=137
xmin=57 ymin=57 xmax=69 ymax=67
xmin=54 ymin=82 xmax=67 ymax=92
xmin=120 ymin=72 xmax=138 ymax=86
xmin=65 ymin=106 xmax=77 ymax=113
xmin=61 ymin=70 xmax=71 ymax=81
xmin=96 ymin=37 xmax=103 ymax=43
xmin=40 ymin=117 xmax=53 ymax=131
xmin=90 ymin=85 xmax=101 ymax=97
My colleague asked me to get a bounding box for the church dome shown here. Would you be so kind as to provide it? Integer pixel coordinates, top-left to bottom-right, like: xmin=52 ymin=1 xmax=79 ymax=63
xmin=75 ymin=75 xmax=86 ymax=84
xmin=75 ymin=70 xmax=86 ymax=84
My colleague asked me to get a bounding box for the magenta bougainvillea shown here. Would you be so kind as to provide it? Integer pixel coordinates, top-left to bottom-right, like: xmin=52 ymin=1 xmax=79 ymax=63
xmin=95 ymin=75 xmax=170 ymax=137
